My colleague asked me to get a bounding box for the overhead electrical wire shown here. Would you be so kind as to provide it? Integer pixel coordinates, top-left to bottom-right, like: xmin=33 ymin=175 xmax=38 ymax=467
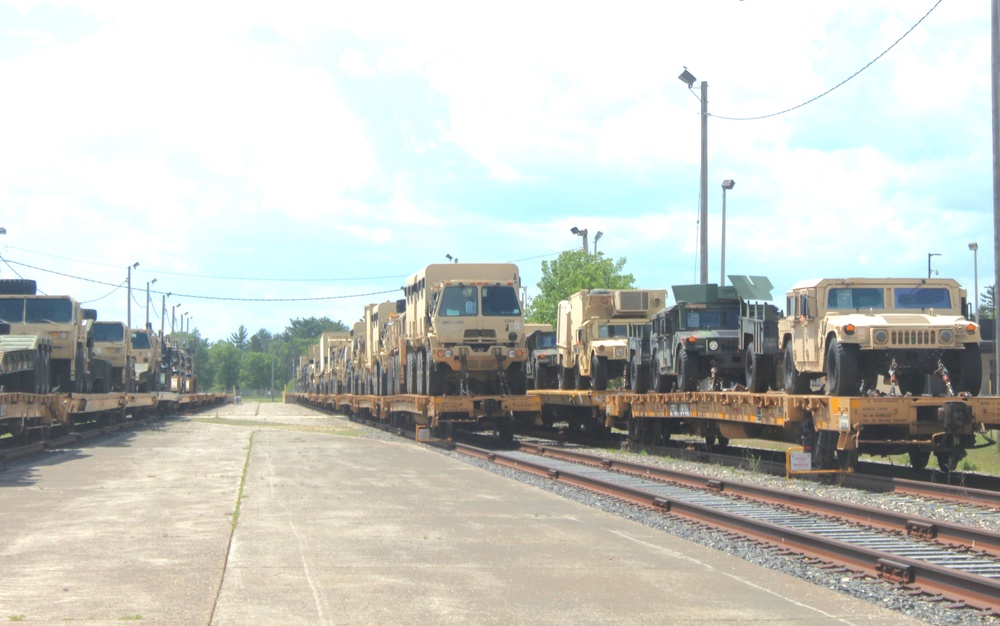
xmin=711 ymin=0 xmax=945 ymax=121
xmin=0 ymin=257 xmax=401 ymax=303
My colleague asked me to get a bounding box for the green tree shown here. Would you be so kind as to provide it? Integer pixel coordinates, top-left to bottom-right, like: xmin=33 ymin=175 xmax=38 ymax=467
xmin=208 ymin=341 xmax=242 ymax=392
xmin=240 ymin=351 xmax=274 ymax=392
xmin=249 ymin=328 xmax=273 ymax=353
xmin=526 ymin=250 xmax=635 ymax=327
xmin=980 ymin=285 xmax=995 ymax=320
xmin=229 ymin=325 xmax=250 ymax=351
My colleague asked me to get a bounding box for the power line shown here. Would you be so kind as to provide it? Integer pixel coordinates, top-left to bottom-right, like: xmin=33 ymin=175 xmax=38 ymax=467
xmin=1 ymin=258 xmax=401 ymax=302
xmin=4 ymin=245 xmax=408 ymax=283
xmin=711 ymin=0 xmax=945 ymax=121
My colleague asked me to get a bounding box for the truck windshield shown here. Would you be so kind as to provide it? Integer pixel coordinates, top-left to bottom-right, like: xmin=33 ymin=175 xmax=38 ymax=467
xmin=598 ymin=324 xmax=628 ymax=338
xmin=685 ymin=310 xmax=738 ymax=330
xmin=25 ymin=298 xmax=74 ymax=323
xmin=0 ymin=298 xmax=25 ymax=323
xmin=481 ymin=285 xmax=521 ymax=316
xmin=894 ymin=287 xmax=951 ymax=310
xmin=439 ymin=286 xmax=478 ymax=317
xmin=131 ymin=331 xmax=152 ymax=349
xmin=827 ymin=288 xmax=884 ymax=309
xmin=536 ymin=333 xmax=556 ymax=349
xmin=92 ymin=323 xmax=125 ymax=342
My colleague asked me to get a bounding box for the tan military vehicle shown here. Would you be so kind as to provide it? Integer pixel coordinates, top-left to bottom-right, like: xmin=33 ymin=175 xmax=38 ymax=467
xmin=524 ymin=323 xmax=557 ymax=389
xmin=556 ymin=289 xmax=666 ymax=391
xmin=0 ymin=280 xmax=93 ymax=393
xmin=362 ymin=301 xmax=402 ymax=394
xmin=403 ymin=263 xmax=527 ymax=396
xmin=779 ymin=278 xmax=981 ymax=396
xmin=130 ymin=327 xmax=162 ymax=392
xmin=91 ymin=321 xmax=132 ymax=392
xmin=318 ymin=330 xmax=351 ymax=394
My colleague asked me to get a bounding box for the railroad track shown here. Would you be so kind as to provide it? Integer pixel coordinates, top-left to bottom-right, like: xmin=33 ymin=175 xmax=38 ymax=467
xmin=457 ymin=441 xmax=1000 ymax=615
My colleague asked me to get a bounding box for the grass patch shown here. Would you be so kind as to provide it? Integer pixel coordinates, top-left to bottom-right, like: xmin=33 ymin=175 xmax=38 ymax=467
xmin=118 ymin=616 xmax=142 ymax=621
xmin=8 ymin=616 xmax=25 ymax=622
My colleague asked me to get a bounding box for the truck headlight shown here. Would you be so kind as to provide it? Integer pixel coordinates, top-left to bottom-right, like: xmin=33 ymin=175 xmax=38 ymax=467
xmin=507 ymin=349 xmax=517 ymax=358
xmin=940 ymin=329 xmax=954 ymax=344
xmin=615 ymin=347 xmax=625 ymax=358
xmin=708 ymin=340 xmax=719 ymax=352
xmin=873 ymin=329 xmax=889 ymax=345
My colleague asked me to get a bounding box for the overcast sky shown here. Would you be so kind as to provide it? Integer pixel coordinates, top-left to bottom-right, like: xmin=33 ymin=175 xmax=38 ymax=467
xmin=0 ymin=0 xmax=993 ymax=342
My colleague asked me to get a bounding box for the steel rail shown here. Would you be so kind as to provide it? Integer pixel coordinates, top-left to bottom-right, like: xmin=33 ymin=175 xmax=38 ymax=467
xmin=521 ymin=443 xmax=1000 ymax=556
xmin=455 ymin=442 xmax=1000 ymax=613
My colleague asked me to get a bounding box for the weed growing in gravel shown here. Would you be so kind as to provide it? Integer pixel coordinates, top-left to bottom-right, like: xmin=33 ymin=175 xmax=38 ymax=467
xmin=118 ymin=615 xmax=142 ymax=621
xmin=961 ymin=459 xmax=979 ymax=473
xmin=745 ymin=452 xmax=762 ymax=473
xmin=8 ymin=615 xmax=25 ymax=622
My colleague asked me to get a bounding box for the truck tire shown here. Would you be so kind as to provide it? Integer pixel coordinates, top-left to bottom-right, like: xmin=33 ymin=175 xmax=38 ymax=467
xmin=951 ymin=344 xmax=983 ymax=396
xmin=744 ymin=350 xmax=770 ymax=393
xmin=783 ymin=341 xmax=811 ymax=394
xmin=678 ymin=349 xmax=698 ymax=392
xmin=630 ymin=356 xmax=649 ymax=393
xmin=574 ymin=365 xmax=590 ymax=390
xmin=825 ymin=338 xmax=859 ymax=396
xmin=0 ymin=279 xmax=36 ymax=295
xmin=591 ymin=354 xmax=608 ymax=391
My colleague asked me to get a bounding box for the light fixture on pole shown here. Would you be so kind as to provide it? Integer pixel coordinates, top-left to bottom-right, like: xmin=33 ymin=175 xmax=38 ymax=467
xmin=679 ymin=67 xmax=709 ymax=284
xmin=145 ymin=278 xmax=157 ymax=327
xmin=161 ymin=292 xmax=171 ymax=339
xmin=593 ymin=231 xmax=604 ymax=255
xmin=721 ymin=179 xmax=735 ymax=286
xmin=928 ymin=253 xmax=941 ymax=279
xmin=970 ymin=242 xmax=980 ymax=325
xmin=127 ymin=262 xmax=139 ymax=330
xmin=570 ymin=226 xmax=589 ymax=255
xmin=445 ymin=254 xmax=458 ymax=263
xmin=171 ymin=303 xmax=182 ymax=335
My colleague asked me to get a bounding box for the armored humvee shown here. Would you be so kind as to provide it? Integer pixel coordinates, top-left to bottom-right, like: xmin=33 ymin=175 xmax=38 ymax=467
xmin=524 ymin=323 xmax=557 ymax=389
xmin=778 ymin=278 xmax=981 ymax=396
xmin=556 ymin=289 xmax=666 ymax=391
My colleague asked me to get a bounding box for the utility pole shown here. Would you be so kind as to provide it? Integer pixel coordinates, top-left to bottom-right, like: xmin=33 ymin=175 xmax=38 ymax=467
xmin=993 ymin=0 xmax=1000 ymax=393
xmin=699 ymin=80 xmax=708 ymax=284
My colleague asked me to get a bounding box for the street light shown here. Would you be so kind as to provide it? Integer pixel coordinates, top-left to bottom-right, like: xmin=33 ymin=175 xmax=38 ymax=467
xmin=161 ymin=292 xmax=172 ymax=339
xmin=970 ymin=242 xmax=980 ymax=324
xmin=679 ymin=67 xmax=709 ymax=284
xmin=171 ymin=303 xmax=182 ymax=335
xmin=593 ymin=231 xmax=604 ymax=255
xmin=928 ymin=253 xmax=941 ymax=279
xmin=127 ymin=261 xmax=139 ymax=330
xmin=721 ymin=179 xmax=735 ymax=286
xmin=570 ymin=226 xmax=589 ymax=254
xmin=445 ymin=254 xmax=458 ymax=263
xmin=145 ymin=278 xmax=157 ymax=327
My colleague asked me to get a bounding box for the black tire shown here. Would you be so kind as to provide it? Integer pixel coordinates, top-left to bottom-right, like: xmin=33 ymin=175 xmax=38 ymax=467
xmin=908 ymin=449 xmax=930 ymax=471
xmin=0 ymin=279 xmax=36 ymax=295
xmin=591 ymin=354 xmax=608 ymax=391
xmin=825 ymin=338 xmax=859 ymax=396
xmin=678 ymin=349 xmax=698 ymax=392
xmin=427 ymin=353 xmax=444 ymax=396
xmin=650 ymin=352 xmax=665 ymax=393
xmin=744 ymin=350 xmax=770 ymax=393
xmin=630 ymin=356 xmax=649 ymax=393
xmin=953 ymin=344 xmax=983 ymax=396
xmin=508 ymin=363 xmax=527 ymax=395
xmin=559 ymin=365 xmax=572 ymax=390
xmin=783 ymin=341 xmax=811 ymax=394
xmin=574 ymin=364 xmax=589 ymax=390
xmin=415 ymin=350 xmax=425 ymax=396
xmin=896 ymin=371 xmax=924 ymax=396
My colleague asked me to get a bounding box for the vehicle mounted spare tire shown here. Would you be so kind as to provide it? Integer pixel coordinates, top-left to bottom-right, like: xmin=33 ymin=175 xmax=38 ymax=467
xmin=0 ymin=279 xmax=36 ymax=295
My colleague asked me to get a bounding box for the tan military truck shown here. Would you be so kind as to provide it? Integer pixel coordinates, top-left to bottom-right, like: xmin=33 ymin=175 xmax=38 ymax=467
xmin=556 ymin=289 xmax=666 ymax=391
xmin=779 ymin=278 xmax=982 ymax=396
xmin=363 ymin=301 xmax=402 ymax=395
xmin=0 ymin=280 xmax=93 ymax=393
xmin=347 ymin=320 xmax=367 ymax=394
xmin=524 ymin=323 xmax=557 ymax=389
xmin=91 ymin=321 xmax=132 ymax=392
xmin=403 ymin=263 xmax=527 ymax=396
xmin=318 ymin=330 xmax=351 ymax=394
xmin=130 ymin=327 xmax=162 ymax=392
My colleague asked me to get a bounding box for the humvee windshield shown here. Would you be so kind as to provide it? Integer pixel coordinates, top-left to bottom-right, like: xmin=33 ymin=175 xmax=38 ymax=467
xmin=598 ymin=324 xmax=628 ymax=338
xmin=684 ymin=309 xmax=738 ymax=330
xmin=131 ymin=331 xmax=152 ymax=349
xmin=25 ymin=298 xmax=74 ymax=323
xmin=535 ymin=333 xmax=556 ymax=349
xmin=92 ymin=323 xmax=125 ymax=342
xmin=827 ymin=288 xmax=884 ymax=310
xmin=894 ymin=287 xmax=951 ymax=310
xmin=0 ymin=298 xmax=25 ymax=323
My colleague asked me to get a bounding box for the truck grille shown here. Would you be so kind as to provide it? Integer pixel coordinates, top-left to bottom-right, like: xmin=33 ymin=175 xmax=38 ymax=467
xmin=464 ymin=329 xmax=497 ymax=341
xmin=890 ymin=330 xmax=936 ymax=346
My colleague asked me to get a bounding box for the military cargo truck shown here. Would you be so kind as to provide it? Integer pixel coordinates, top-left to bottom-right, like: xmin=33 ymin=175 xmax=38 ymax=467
xmin=403 ymin=263 xmax=527 ymax=396
xmin=0 ymin=280 xmax=93 ymax=393
xmin=91 ymin=321 xmax=132 ymax=392
xmin=524 ymin=323 xmax=557 ymax=389
xmin=348 ymin=320 xmax=367 ymax=394
xmin=778 ymin=278 xmax=981 ymax=396
xmin=640 ymin=284 xmax=742 ymax=392
xmin=556 ymin=289 xmax=666 ymax=391
xmin=130 ymin=327 xmax=161 ymax=392
xmin=0 ymin=322 xmax=52 ymax=394
xmin=362 ymin=301 xmax=401 ymax=395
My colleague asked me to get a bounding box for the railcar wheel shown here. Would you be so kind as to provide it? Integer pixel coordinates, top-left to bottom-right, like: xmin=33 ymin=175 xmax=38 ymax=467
xmin=783 ymin=342 xmax=811 ymax=395
xmin=678 ymin=349 xmax=698 ymax=392
xmin=935 ymin=451 xmax=957 ymax=473
xmin=591 ymin=354 xmax=608 ymax=391
xmin=825 ymin=338 xmax=859 ymax=396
